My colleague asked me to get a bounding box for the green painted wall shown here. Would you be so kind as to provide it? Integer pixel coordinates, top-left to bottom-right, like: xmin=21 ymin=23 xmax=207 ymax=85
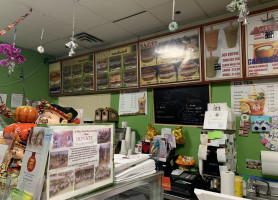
xmin=0 ymin=45 xmax=58 ymax=124
xmin=111 ymin=82 xmax=278 ymax=180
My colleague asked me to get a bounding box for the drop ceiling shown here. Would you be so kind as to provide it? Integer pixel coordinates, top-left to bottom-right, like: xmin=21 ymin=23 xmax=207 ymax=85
xmin=0 ymin=0 xmax=276 ymax=58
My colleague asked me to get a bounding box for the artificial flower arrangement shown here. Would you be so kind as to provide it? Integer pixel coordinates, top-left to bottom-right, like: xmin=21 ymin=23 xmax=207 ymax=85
xmin=0 ymin=44 xmax=26 ymax=74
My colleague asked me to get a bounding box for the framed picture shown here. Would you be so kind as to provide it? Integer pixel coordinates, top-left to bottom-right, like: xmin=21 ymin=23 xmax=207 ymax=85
xmin=49 ymin=61 xmax=62 ymax=95
xmin=139 ymin=28 xmax=202 ymax=87
xmin=246 ymin=9 xmax=278 ymax=78
xmin=95 ymin=44 xmax=138 ymax=91
xmin=203 ymin=19 xmax=243 ymax=81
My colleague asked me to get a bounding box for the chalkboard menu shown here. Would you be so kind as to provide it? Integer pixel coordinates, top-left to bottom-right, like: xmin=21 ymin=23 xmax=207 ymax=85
xmin=153 ymin=85 xmax=210 ymax=126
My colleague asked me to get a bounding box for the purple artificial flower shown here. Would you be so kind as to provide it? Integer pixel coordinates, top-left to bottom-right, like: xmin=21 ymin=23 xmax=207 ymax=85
xmin=0 ymin=59 xmax=10 ymax=66
xmin=14 ymin=55 xmax=26 ymax=63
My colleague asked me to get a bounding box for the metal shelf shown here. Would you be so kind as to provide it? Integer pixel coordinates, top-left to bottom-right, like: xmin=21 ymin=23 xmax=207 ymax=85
xmin=72 ymin=171 xmax=164 ymax=200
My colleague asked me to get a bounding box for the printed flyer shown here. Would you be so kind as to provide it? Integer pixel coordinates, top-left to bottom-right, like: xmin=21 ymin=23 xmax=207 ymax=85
xmin=95 ymin=44 xmax=138 ymax=90
xmin=231 ymin=79 xmax=278 ymax=116
xmin=139 ymin=28 xmax=201 ymax=86
xmin=17 ymin=127 xmax=53 ymax=200
xmin=62 ymin=54 xmax=94 ymax=93
xmin=204 ymin=20 xmax=242 ymax=80
xmin=46 ymin=125 xmax=114 ymax=200
xmin=49 ymin=62 xmax=61 ymax=95
xmin=246 ymin=10 xmax=278 ymax=77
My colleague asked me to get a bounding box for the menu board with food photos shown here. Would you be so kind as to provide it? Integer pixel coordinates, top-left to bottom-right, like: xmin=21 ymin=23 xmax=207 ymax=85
xmin=204 ymin=19 xmax=242 ymax=81
xmin=246 ymin=10 xmax=278 ymax=78
xmin=139 ymin=28 xmax=201 ymax=87
xmin=95 ymin=44 xmax=138 ymax=91
xmin=49 ymin=61 xmax=62 ymax=95
xmin=62 ymin=55 xmax=94 ymax=93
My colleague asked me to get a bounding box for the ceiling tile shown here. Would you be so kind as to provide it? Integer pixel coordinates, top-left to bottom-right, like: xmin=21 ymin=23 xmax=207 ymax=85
xmin=86 ymin=23 xmax=135 ymax=42
xmin=79 ymin=0 xmax=144 ymax=21
xmin=133 ymin=0 xmax=171 ymax=9
xmin=20 ymin=9 xmax=80 ymax=38
xmin=116 ymin=12 xmax=166 ymax=35
xmin=149 ymin=0 xmax=207 ymax=26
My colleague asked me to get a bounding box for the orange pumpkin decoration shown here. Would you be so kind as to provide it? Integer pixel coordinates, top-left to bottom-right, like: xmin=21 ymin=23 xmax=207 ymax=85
xmin=14 ymin=106 xmax=38 ymax=123
xmin=3 ymin=123 xmax=37 ymax=142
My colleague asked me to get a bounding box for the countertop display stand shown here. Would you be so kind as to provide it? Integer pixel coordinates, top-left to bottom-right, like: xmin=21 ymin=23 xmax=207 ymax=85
xmin=73 ymin=171 xmax=163 ymax=200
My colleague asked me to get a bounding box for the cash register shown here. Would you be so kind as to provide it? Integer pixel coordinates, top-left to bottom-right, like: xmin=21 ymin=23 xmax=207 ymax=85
xmin=168 ymin=169 xmax=202 ymax=197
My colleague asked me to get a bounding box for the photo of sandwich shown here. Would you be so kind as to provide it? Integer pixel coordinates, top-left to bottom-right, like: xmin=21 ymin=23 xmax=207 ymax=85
xmin=63 ymin=66 xmax=71 ymax=77
xmin=109 ymin=71 xmax=122 ymax=84
xmin=123 ymin=52 xmax=137 ymax=68
xmin=158 ymin=64 xmax=176 ymax=80
xmin=83 ymin=76 xmax=93 ymax=88
xmin=178 ymin=61 xmax=198 ymax=77
xmin=141 ymin=48 xmax=155 ymax=63
xmin=109 ymin=55 xmax=122 ymax=69
xmin=63 ymin=79 xmax=71 ymax=90
xmin=72 ymin=64 xmax=82 ymax=75
xmin=97 ymin=73 xmax=109 ymax=86
xmin=49 ymin=72 xmax=61 ymax=88
xmin=72 ymin=78 xmax=82 ymax=89
xmin=141 ymin=67 xmax=156 ymax=81
xmin=123 ymin=69 xmax=137 ymax=83
xmin=96 ymin=59 xmax=108 ymax=71
xmin=83 ymin=62 xmax=93 ymax=74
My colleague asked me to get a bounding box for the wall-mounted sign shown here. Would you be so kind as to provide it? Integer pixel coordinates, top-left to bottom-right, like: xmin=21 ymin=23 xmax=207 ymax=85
xmin=231 ymin=79 xmax=278 ymax=116
xmin=246 ymin=10 xmax=278 ymax=78
xmin=139 ymin=28 xmax=201 ymax=87
xmin=62 ymin=54 xmax=94 ymax=94
xmin=95 ymin=44 xmax=138 ymax=91
xmin=204 ymin=20 xmax=242 ymax=81
xmin=49 ymin=62 xmax=61 ymax=95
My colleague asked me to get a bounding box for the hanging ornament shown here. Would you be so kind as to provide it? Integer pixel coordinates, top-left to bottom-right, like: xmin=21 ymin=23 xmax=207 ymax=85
xmin=37 ymin=28 xmax=45 ymax=53
xmin=0 ymin=9 xmax=32 ymax=36
xmin=169 ymin=0 xmax=178 ymax=32
xmin=227 ymin=0 xmax=249 ymax=25
xmin=65 ymin=1 xmax=78 ymax=57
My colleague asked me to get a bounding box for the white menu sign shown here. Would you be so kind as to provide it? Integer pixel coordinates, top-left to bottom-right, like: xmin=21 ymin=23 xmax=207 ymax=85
xmin=231 ymin=79 xmax=278 ymax=116
xmin=119 ymin=89 xmax=147 ymax=115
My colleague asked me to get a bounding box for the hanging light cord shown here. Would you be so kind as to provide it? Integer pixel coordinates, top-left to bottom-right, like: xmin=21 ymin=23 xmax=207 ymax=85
xmin=40 ymin=28 xmax=44 ymax=46
xmin=72 ymin=2 xmax=76 ymax=38
xmin=172 ymin=0 xmax=175 ymax=22
xmin=13 ymin=25 xmax=17 ymax=46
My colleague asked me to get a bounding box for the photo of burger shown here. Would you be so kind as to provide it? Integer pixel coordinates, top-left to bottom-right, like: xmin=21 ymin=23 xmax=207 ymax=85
xmin=123 ymin=52 xmax=137 ymax=68
xmin=83 ymin=76 xmax=93 ymax=88
xmin=63 ymin=79 xmax=71 ymax=90
xmin=49 ymin=72 xmax=61 ymax=88
xmin=178 ymin=61 xmax=198 ymax=78
xmin=72 ymin=78 xmax=82 ymax=89
xmin=123 ymin=69 xmax=137 ymax=83
xmin=141 ymin=48 xmax=155 ymax=63
xmin=158 ymin=64 xmax=176 ymax=80
xmin=83 ymin=62 xmax=93 ymax=74
xmin=72 ymin=64 xmax=82 ymax=75
xmin=63 ymin=66 xmax=71 ymax=77
xmin=96 ymin=59 xmax=108 ymax=71
xmin=97 ymin=73 xmax=109 ymax=86
xmin=141 ymin=67 xmax=156 ymax=81
xmin=109 ymin=55 xmax=122 ymax=70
